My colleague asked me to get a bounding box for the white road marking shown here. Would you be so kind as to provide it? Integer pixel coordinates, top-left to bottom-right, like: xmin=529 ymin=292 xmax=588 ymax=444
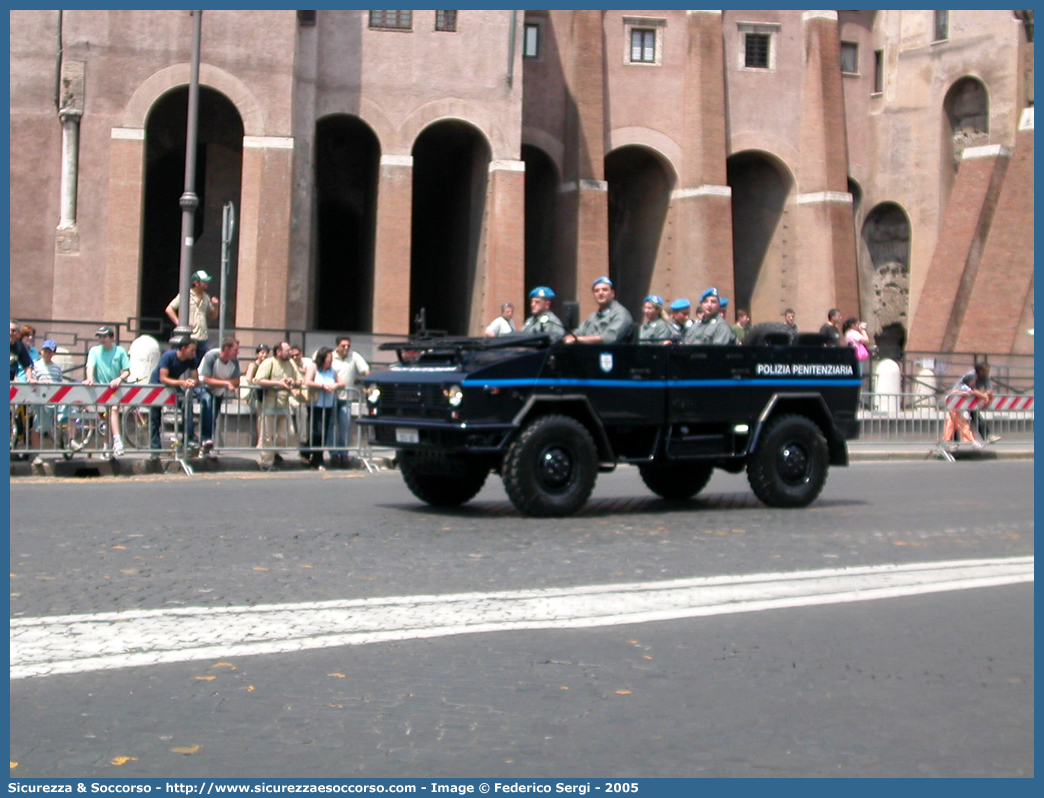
xmin=10 ymin=556 xmax=1033 ymax=679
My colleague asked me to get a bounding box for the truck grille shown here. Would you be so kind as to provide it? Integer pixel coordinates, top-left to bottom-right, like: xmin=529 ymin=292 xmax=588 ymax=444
xmin=381 ymin=383 xmax=446 ymax=419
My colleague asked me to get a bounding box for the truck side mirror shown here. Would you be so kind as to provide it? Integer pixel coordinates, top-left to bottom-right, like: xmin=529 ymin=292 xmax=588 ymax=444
xmin=562 ymin=301 xmax=579 ymax=332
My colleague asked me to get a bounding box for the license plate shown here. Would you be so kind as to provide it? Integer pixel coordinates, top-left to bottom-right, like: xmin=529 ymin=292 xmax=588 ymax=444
xmin=395 ymin=428 xmax=419 ymax=444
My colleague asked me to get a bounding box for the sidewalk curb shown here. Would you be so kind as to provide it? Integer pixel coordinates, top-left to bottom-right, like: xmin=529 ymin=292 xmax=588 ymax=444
xmin=10 ymin=447 xmax=1030 ymax=477
xmin=10 ymin=453 xmax=398 ymax=478
xmin=847 ymin=448 xmax=1033 ymax=462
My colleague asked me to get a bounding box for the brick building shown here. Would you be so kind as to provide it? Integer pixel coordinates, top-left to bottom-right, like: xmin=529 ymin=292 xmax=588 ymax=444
xmin=9 ymin=10 xmax=1034 ymax=355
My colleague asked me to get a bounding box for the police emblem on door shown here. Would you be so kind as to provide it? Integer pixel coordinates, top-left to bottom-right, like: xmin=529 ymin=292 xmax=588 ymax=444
xmin=599 ymin=352 xmax=613 ymax=373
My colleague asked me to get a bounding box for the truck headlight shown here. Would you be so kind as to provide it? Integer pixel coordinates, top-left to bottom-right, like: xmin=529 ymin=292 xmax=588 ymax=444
xmin=366 ymin=386 xmax=381 ymax=404
xmin=445 ymin=385 xmax=464 ymax=407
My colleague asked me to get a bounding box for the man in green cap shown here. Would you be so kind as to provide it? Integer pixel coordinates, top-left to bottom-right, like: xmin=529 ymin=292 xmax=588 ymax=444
xmin=165 ymin=269 xmax=220 ymax=364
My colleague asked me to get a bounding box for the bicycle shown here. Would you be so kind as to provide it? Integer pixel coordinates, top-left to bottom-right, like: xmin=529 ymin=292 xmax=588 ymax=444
xmin=62 ymin=405 xmax=107 ymax=460
xmin=10 ymin=404 xmax=32 ymax=460
xmin=121 ymin=404 xmax=150 ymax=450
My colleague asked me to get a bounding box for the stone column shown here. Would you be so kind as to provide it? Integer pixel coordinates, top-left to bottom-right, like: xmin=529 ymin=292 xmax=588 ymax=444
xmin=372 ymin=155 xmax=414 ymax=336
xmin=57 ymin=112 xmax=81 ymax=239
xmin=791 ymin=10 xmax=858 ymax=325
xmin=236 ymin=136 xmax=294 ymax=330
xmin=55 ymin=59 xmax=85 ymax=255
xmin=472 ymin=159 xmax=526 ymax=334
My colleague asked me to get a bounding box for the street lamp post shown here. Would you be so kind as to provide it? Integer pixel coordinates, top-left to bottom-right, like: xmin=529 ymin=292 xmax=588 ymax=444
xmin=174 ymin=9 xmax=203 ymax=342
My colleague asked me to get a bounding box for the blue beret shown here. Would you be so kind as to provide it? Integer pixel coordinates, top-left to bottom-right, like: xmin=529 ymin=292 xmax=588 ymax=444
xmin=700 ymin=287 xmax=720 ymax=302
xmin=669 ymin=298 xmax=690 ymax=311
xmin=719 ymin=297 xmax=729 ymax=308
xmin=528 ymin=286 xmax=556 ymax=299
xmin=644 ymin=295 xmax=664 ymax=307
xmin=591 ymin=276 xmax=614 ymax=289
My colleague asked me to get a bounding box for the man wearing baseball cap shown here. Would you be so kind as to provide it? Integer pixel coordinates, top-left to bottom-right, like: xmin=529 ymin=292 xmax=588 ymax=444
xmin=85 ymin=325 xmax=132 ymax=456
xmin=165 ymin=269 xmax=220 ymax=364
xmin=29 ymin=340 xmax=66 ymax=464
xmin=520 ymin=286 xmax=566 ymax=343
xmin=564 ymin=276 xmax=633 ymax=344
xmin=683 ymin=287 xmax=737 ymax=345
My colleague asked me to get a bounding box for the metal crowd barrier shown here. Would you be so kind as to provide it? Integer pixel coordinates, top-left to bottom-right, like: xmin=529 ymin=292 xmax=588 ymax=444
xmin=9 ymin=383 xmax=376 ymax=474
xmin=12 ymin=387 xmax=1031 ymax=470
xmin=856 ymin=392 xmax=1034 ymax=447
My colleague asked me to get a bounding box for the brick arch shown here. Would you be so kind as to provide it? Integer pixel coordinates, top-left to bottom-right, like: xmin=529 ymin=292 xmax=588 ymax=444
xmin=399 ymin=100 xmax=499 ymax=158
xmin=944 ymin=75 xmax=991 ymax=168
xmin=726 ymin=149 xmax=796 ymax=321
xmin=521 ymin=126 xmax=564 ymax=178
xmin=604 ymin=143 xmax=678 ymax=311
xmin=860 ymin=201 xmax=911 ymax=357
xmin=122 ymin=63 xmax=265 ymax=136
xmin=607 ymin=127 xmax=682 ymax=184
xmin=355 ymin=98 xmax=396 ymax=157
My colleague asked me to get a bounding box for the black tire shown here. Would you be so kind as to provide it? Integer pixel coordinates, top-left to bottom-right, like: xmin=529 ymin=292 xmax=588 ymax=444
xmin=743 ymin=322 xmax=795 ymax=346
xmin=502 ymin=414 xmax=599 ymax=517
xmin=747 ymin=414 xmax=829 ymax=508
xmin=639 ymin=463 xmax=713 ymax=501
xmin=122 ymin=407 xmax=149 ymax=450
xmin=399 ymin=451 xmax=488 ymax=507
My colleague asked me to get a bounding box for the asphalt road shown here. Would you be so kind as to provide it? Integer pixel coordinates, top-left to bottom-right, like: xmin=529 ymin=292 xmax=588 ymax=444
xmin=9 ymin=461 xmax=1034 ymax=778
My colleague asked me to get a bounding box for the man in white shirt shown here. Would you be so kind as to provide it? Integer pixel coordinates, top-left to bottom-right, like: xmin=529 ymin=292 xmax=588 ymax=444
xmin=485 ymin=303 xmax=516 ymax=337
xmin=332 ymin=336 xmax=370 ymax=466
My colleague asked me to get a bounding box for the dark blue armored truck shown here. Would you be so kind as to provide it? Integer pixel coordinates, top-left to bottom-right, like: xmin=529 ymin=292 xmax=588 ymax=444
xmin=360 ymin=329 xmax=861 ymax=517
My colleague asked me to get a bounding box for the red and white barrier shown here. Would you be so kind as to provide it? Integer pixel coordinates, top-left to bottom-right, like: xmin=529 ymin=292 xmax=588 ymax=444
xmin=943 ymin=393 xmax=1034 ymax=412
xmin=9 ymin=384 xmax=177 ymax=406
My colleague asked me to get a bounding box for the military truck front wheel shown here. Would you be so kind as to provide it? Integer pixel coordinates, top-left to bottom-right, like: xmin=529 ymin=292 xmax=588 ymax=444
xmin=399 ymin=452 xmax=488 ymax=507
xmin=502 ymin=414 xmax=598 ymax=517
xmin=639 ymin=463 xmax=713 ymax=501
xmin=746 ymin=414 xmax=829 ymax=507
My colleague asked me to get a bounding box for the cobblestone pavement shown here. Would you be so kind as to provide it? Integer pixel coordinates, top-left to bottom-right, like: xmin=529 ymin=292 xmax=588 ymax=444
xmin=12 ymin=557 xmax=1032 ymax=680
xmin=9 ymin=462 xmax=1035 ymax=777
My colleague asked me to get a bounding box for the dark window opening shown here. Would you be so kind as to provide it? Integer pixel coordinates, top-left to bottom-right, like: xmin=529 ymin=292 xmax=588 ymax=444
xmin=873 ymin=50 xmax=884 ymax=93
xmin=523 ymin=23 xmax=540 ymax=58
xmin=934 ymin=10 xmax=949 ymax=42
xmin=840 ymin=41 xmax=858 ymax=74
xmin=369 ymin=10 xmax=412 ymax=30
xmin=630 ymin=28 xmax=656 ymax=63
xmin=744 ymin=33 xmax=770 ymax=68
xmin=435 ymin=11 xmax=457 ymax=32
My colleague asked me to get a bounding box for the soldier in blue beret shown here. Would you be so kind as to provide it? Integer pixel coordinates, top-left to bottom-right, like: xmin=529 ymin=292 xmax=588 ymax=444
xmin=684 ymin=287 xmax=737 ymax=345
xmin=565 ymin=276 xmax=633 ymax=344
xmin=667 ymin=298 xmax=692 ymax=340
xmin=638 ymin=295 xmax=674 ymax=343
xmin=521 ymin=286 xmax=566 ymax=342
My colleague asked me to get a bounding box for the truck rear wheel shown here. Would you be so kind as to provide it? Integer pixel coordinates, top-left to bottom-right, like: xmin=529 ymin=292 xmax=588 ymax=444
xmin=399 ymin=452 xmax=488 ymax=507
xmin=502 ymin=414 xmax=598 ymax=517
xmin=639 ymin=463 xmax=713 ymax=501
xmin=747 ymin=414 xmax=829 ymax=507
